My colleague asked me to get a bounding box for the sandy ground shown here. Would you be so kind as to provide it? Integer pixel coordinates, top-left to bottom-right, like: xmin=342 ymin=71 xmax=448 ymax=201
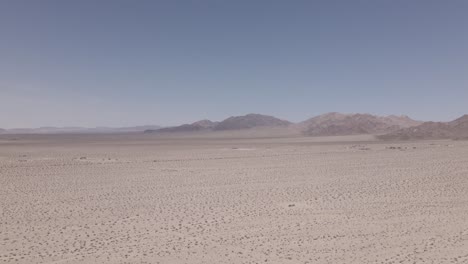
xmin=1 ymin=134 xmax=468 ymax=264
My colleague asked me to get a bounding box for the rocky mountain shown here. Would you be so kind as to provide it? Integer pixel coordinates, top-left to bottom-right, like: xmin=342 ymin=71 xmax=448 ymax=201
xmin=378 ymin=115 xmax=468 ymax=140
xmin=145 ymin=114 xmax=291 ymax=133
xmin=380 ymin=115 xmax=422 ymax=128
xmin=296 ymin=112 xmax=422 ymax=136
xmin=191 ymin=120 xmax=219 ymax=129
xmin=214 ymin=114 xmax=291 ymax=131
xmin=145 ymin=113 xmax=422 ymax=136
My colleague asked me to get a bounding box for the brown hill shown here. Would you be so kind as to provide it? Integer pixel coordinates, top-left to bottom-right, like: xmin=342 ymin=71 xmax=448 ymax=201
xmin=191 ymin=120 xmax=219 ymax=129
xmin=214 ymin=114 xmax=292 ymax=131
xmin=379 ymin=115 xmax=468 ymax=140
xmin=146 ymin=114 xmax=292 ymax=134
xmin=381 ymin=115 xmax=422 ymax=128
xmin=449 ymin=114 xmax=468 ymax=130
xmin=297 ymin=112 xmax=421 ymax=136
xmin=145 ymin=114 xmax=292 ymax=133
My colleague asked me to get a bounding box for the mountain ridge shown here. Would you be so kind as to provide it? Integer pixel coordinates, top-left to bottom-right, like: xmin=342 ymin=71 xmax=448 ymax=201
xmin=379 ymin=114 xmax=468 ymax=140
xmin=214 ymin=114 xmax=291 ymax=131
xmin=295 ymin=112 xmax=422 ymax=136
xmin=145 ymin=114 xmax=290 ymax=134
xmin=144 ymin=112 xmax=423 ymax=136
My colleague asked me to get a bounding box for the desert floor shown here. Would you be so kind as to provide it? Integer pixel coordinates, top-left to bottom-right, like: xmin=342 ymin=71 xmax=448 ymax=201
xmin=1 ymin=134 xmax=467 ymax=264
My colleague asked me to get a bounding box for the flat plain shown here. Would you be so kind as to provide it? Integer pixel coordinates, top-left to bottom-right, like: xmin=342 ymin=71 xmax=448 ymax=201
xmin=1 ymin=134 xmax=468 ymax=264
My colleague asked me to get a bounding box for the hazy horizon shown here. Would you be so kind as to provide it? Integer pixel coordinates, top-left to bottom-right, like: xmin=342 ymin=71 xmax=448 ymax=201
xmin=1 ymin=0 xmax=467 ymax=128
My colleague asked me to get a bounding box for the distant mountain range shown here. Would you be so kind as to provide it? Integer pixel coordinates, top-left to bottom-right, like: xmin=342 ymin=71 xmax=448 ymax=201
xmin=378 ymin=115 xmax=468 ymax=140
xmin=153 ymin=120 xmax=219 ymax=133
xmin=145 ymin=112 xmax=424 ymax=138
xmin=0 ymin=125 xmax=161 ymax=134
xmin=295 ymin=112 xmax=422 ymax=136
xmin=144 ymin=114 xmax=291 ymax=134
xmin=4 ymin=113 xmax=468 ymax=140
xmin=214 ymin=114 xmax=291 ymax=130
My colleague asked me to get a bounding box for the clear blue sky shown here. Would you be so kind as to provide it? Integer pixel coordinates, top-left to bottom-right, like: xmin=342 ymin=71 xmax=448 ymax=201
xmin=1 ymin=0 xmax=467 ymax=128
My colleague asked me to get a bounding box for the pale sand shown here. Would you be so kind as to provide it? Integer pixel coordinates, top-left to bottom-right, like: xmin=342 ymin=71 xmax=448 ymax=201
xmin=1 ymin=134 xmax=467 ymax=263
